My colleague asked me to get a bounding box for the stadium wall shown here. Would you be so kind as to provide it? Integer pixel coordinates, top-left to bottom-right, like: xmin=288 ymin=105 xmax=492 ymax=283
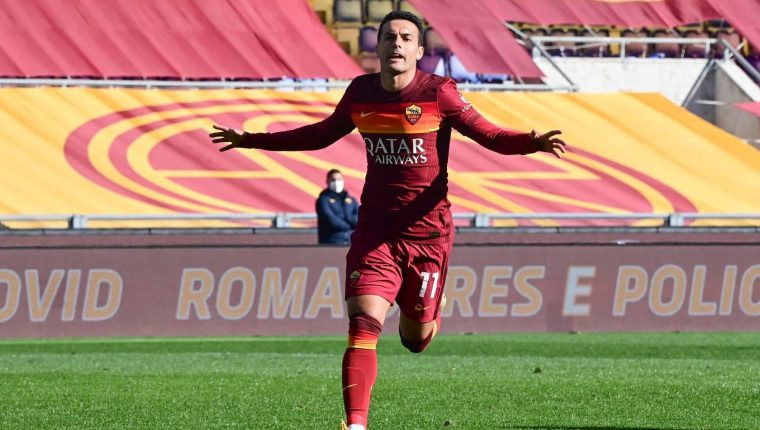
xmin=535 ymin=57 xmax=708 ymax=104
xmin=1 ymin=229 xmax=758 ymax=338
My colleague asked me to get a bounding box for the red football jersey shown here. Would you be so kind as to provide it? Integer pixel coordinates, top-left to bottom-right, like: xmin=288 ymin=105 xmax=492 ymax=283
xmin=241 ymin=71 xmax=538 ymax=243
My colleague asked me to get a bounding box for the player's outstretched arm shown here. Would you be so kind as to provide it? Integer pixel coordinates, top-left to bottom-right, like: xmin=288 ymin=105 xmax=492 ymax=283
xmin=208 ymin=112 xmax=355 ymax=153
xmin=208 ymin=80 xmax=358 ymax=153
xmin=209 ymin=125 xmax=247 ymax=152
xmin=529 ymin=129 xmax=567 ymax=158
xmin=439 ymin=79 xmax=568 ymax=157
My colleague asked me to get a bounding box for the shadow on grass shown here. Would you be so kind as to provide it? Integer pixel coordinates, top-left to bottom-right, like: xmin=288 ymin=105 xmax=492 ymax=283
xmin=502 ymin=426 xmax=692 ymax=430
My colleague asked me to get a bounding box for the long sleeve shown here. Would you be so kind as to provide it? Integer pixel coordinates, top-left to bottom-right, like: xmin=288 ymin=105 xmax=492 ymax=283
xmin=346 ymin=197 xmax=358 ymax=228
xmin=437 ymin=79 xmax=537 ymax=155
xmin=239 ymin=80 xmax=357 ymax=151
xmin=317 ymin=195 xmax=352 ymax=231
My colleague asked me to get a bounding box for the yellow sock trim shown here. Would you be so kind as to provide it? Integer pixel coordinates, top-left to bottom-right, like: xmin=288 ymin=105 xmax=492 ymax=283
xmin=347 ymin=338 xmax=377 ymax=350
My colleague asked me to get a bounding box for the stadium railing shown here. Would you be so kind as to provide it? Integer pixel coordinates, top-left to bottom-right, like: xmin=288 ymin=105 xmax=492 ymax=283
xmin=1 ymin=212 xmax=759 ymax=229
xmin=529 ymin=35 xmax=719 ymax=59
xmin=527 ymin=33 xmax=760 ymax=83
xmin=0 ymin=77 xmax=576 ymax=92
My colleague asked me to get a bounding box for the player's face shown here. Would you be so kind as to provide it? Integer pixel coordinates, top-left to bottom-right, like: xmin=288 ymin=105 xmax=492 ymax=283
xmin=377 ymin=19 xmax=423 ymax=75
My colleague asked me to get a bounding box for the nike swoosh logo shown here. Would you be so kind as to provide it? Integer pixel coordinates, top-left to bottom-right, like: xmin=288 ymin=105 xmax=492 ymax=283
xmin=343 ymin=384 xmax=357 ymax=391
xmin=414 ymin=304 xmax=431 ymax=311
xmin=360 ymin=111 xmax=375 ymax=118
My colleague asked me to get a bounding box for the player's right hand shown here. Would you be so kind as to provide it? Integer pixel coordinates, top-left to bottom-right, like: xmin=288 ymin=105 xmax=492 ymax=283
xmin=530 ymin=129 xmax=567 ymax=158
xmin=209 ymin=125 xmax=247 ymax=152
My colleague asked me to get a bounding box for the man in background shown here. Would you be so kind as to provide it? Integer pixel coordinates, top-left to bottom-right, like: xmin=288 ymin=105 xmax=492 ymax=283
xmin=316 ymin=168 xmax=358 ymax=244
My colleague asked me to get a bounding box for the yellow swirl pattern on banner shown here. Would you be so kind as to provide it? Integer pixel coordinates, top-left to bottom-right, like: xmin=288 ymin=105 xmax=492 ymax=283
xmin=0 ymin=87 xmax=757 ymax=228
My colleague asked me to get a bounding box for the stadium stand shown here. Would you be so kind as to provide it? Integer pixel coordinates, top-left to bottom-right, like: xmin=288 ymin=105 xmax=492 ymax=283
xmin=356 ymin=26 xmax=381 ymax=73
xmin=1 ymin=87 xmax=758 ymax=228
xmin=621 ymin=29 xmax=648 ymax=58
xmin=650 ymin=29 xmax=680 ymax=58
xmin=578 ymin=28 xmax=610 ymax=58
xmin=314 ymin=0 xmax=760 ymax=82
xmin=0 ymin=0 xmax=758 ymax=228
xmin=397 ymin=0 xmax=422 ymax=20
xmin=683 ymin=29 xmax=711 ymax=58
xmin=333 ymin=0 xmax=363 ymax=23
xmin=365 ymin=0 xmax=394 ymax=24
xmin=0 ymin=0 xmax=362 ymax=80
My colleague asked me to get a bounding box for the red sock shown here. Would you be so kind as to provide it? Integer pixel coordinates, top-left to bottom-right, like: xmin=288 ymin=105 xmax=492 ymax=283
xmin=342 ymin=314 xmax=383 ymax=427
xmin=418 ymin=312 xmax=442 ymax=351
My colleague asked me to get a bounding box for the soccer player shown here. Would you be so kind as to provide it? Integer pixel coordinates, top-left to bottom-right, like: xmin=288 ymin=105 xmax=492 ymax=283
xmin=209 ymin=11 xmax=565 ymax=430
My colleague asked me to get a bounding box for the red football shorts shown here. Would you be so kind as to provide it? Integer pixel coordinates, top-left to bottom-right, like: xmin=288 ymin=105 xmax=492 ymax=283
xmin=345 ymin=231 xmax=452 ymax=323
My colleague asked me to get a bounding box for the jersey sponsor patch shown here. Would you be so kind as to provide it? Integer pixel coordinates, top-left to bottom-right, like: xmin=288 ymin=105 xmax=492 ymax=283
xmin=405 ymin=104 xmax=422 ymax=125
xmin=364 ymin=136 xmax=428 ymax=165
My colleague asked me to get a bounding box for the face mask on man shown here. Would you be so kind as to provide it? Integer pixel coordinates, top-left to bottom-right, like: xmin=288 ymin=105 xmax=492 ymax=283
xmin=329 ymin=179 xmax=344 ymax=193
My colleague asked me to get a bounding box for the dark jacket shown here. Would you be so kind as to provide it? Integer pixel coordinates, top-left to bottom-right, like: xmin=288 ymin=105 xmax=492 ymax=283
xmin=316 ymin=189 xmax=358 ymax=244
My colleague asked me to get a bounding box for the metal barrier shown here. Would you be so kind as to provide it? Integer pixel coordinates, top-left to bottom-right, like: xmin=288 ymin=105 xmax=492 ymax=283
xmin=529 ymin=36 xmax=720 ymax=59
xmin=0 ymin=77 xmax=576 ymax=93
xmin=2 ymin=212 xmax=760 ymax=229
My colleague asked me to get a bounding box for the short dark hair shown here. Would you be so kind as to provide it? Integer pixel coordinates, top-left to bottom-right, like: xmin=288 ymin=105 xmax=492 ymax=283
xmin=377 ymin=11 xmax=424 ymax=46
xmin=326 ymin=169 xmax=342 ymax=180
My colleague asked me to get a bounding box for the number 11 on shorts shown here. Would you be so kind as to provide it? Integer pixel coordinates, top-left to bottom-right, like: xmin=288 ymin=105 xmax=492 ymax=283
xmin=419 ymin=271 xmax=439 ymax=299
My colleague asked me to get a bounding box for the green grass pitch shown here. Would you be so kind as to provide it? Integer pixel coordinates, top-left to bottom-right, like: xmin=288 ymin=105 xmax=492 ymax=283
xmin=1 ymin=332 xmax=758 ymax=429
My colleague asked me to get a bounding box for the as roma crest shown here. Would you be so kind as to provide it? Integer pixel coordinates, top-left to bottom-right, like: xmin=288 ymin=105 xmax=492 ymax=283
xmin=405 ymin=104 xmax=422 ymax=125
xmin=350 ymin=270 xmax=362 ymax=285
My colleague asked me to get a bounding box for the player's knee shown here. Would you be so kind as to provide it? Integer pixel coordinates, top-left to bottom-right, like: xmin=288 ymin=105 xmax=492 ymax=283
xmin=347 ymin=314 xmax=383 ymax=349
xmin=399 ymin=335 xmax=427 ymax=353
xmin=399 ymin=330 xmax=434 ymax=353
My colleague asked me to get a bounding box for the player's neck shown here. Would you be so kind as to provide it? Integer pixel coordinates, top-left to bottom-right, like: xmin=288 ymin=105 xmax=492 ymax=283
xmin=380 ymin=68 xmax=416 ymax=92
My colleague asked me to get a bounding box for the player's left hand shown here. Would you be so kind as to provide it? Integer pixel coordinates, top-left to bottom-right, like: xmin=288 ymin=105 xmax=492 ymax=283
xmin=530 ymin=130 xmax=566 ymax=158
xmin=209 ymin=125 xmax=247 ymax=152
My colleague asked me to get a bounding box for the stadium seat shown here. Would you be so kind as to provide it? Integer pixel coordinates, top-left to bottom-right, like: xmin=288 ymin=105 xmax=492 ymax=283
xmin=365 ymin=0 xmax=393 ymax=24
xmin=576 ymin=28 xmax=607 ymax=57
xmin=749 ymin=56 xmax=760 ymax=73
xmin=684 ymin=30 xmax=710 ymax=58
xmin=650 ymin=29 xmax=680 ymax=58
xmin=543 ymin=27 xmax=560 ymax=56
xmin=521 ymin=27 xmax=548 ymax=55
xmin=417 ymin=53 xmax=446 ymax=77
xmin=333 ymin=0 xmax=363 ymax=24
xmin=551 ymin=27 xmax=578 ymax=57
xmin=477 ymin=73 xmax=510 ymax=84
xmin=622 ymin=29 xmax=647 ymax=57
xmin=397 ymin=0 xmax=422 ymax=21
xmin=749 ymin=43 xmax=760 ymax=72
xmin=356 ymin=52 xmax=381 ymax=73
xmin=310 ymin=0 xmax=334 ymax=23
xmin=359 ymin=26 xmax=378 ymax=52
xmin=424 ymin=28 xmax=449 ymax=56
xmin=333 ymin=27 xmax=361 ymax=55
xmin=713 ymin=30 xmax=742 ymax=58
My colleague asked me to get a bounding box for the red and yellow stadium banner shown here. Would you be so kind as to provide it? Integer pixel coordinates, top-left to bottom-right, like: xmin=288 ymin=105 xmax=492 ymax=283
xmin=0 ymin=234 xmax=758 ymax=337
xmin=1 ymin=87 xmax=759 ymax=227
